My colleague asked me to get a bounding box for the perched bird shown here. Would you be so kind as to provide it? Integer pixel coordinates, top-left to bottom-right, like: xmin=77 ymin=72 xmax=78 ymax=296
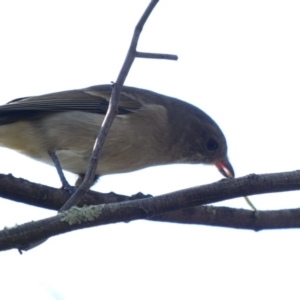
xmin=0 ymin=85 xmax=234 ymax=186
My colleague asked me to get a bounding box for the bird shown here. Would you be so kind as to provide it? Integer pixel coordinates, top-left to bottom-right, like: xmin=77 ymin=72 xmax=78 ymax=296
xmin=0 ymin=84 xmax=234 ymax=187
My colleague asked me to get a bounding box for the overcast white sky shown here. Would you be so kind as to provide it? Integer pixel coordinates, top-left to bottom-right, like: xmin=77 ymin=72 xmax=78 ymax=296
xmin=0 ymin=1 xmax=300 ymax=299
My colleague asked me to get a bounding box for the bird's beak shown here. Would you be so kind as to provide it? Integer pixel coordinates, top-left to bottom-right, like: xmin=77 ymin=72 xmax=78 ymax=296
xmin=215 ymin=158 xmax=256 ymax=211
xmin=215 ymin=159 xmax=235 ymax=178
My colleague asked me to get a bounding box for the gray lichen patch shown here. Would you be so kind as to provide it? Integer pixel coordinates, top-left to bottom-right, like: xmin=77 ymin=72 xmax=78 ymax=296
xmin=60 ymin=205 xmax=103 ymax=225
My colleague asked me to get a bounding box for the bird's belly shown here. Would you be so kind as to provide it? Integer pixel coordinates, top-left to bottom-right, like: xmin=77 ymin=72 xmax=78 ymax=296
xmin=57 ymin=147 xmax=166 ymax=176
xmin=0 ymin=111 xmax=171 ymax=177
xmin=54 ymin=150 xmax=157 ymax=176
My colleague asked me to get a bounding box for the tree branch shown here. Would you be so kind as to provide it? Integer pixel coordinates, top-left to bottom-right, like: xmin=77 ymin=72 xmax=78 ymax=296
xmin=60 ymin=0 xmax=178 ymax=211
xmin=1 ymin=170 xmax=300 ymax=251
xmin=136 ymin=52 xmax=178 ymax=60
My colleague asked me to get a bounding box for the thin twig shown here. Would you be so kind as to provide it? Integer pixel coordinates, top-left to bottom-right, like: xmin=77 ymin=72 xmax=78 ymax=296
xmin=60 ymin=0 xmax=177 ymax=211
xmin=136 ymin=52 xmax=178 ymax=60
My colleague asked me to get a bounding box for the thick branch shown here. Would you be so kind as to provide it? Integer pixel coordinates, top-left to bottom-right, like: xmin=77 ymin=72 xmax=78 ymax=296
xmin=0 ymin=174 xmax=150 ymax=210
xmin=1 ymin=170 xmax=300 ymax=251
xmin=2 ymin=171 xmax=300 ymax=211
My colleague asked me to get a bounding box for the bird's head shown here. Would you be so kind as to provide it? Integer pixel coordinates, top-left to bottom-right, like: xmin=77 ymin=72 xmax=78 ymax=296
xmin=168 ymin=99 xmax=234 ymax=179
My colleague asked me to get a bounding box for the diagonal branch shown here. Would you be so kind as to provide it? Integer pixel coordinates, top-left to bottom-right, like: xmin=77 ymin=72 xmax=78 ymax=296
xmin=60 ymin=0 xmax=178 ymax=211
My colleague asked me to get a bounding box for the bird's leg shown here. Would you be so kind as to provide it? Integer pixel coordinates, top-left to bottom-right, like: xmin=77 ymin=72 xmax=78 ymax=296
xmin=19 ymin=151 xmax=75 ymax=252
xmin=48 ymin=150 xmax=75 ymax=193
xmin=75 ymin=174 xmax=100 ymax=186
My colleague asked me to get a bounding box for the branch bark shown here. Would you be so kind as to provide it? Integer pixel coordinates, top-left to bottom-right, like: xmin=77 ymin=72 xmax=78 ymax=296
xmin=1 ymin=170 xmax=300 ymax=251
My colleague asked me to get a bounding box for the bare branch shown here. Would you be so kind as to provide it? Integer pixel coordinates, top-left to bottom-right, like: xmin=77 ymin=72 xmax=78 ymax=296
xmin=60 ymin=0 xmax=178 ymax=211
xmin=1 ymin=170 xmax=300 ymax=251
xmin=136 ymin=52 xmax=178 ymax=60
xmin=0 ymin=174 xmax=150 ymax=210
xmin=2 ymin=170 xmax=300 ymax=212
xmin=152 ymin=206 xmax=300 ymax=230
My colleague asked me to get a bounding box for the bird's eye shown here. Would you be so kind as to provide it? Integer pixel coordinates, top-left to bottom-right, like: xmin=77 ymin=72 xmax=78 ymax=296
xmin=206 ymin=139 xmax=218 ymax=151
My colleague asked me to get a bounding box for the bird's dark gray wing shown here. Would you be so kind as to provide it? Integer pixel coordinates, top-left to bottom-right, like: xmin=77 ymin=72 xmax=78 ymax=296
xmin=0 ymin=85 xmax=143 ymax=115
